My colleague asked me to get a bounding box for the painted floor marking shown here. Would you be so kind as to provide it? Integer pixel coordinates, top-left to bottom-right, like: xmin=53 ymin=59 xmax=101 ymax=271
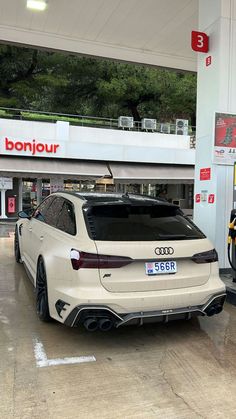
xmin=33 ymin=338 xmax=96 ymax=368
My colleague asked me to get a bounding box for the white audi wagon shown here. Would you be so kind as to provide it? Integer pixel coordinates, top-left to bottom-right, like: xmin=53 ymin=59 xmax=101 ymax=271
xmin=15 ymin=192 xmax=226 ymax=331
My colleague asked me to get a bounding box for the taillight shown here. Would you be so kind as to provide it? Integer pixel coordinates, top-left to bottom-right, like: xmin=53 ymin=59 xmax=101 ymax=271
xmin=191 ymin=249 xmax=218 ymax=264
xmin=70 ymin=249 xmax=133 ymax=270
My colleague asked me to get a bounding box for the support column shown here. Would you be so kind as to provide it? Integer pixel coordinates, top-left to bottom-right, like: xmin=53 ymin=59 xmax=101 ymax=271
xmin=36 ymin=179 xmax=42 ymax=205
xmin=194 ymin=0 xmax=236 ymax=268
xmin=18 ymin=179 xmax=23 ymax=212
xmin=0 ymin=190 xmax=7 ymax=218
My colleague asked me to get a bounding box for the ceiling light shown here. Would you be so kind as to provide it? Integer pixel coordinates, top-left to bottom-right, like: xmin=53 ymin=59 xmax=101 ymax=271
xmin=27 ymin=0 xmax=47 ymax=11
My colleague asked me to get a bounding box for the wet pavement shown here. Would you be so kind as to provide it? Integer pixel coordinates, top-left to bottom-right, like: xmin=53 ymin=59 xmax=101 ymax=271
xmin=2 ymin=235 xmax=236 ymax=418
xmin=0 ymin=221 xmax=15 ymax=238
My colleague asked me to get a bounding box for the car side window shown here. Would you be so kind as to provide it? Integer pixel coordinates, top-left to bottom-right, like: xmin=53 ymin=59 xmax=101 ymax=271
xmin=56 ymin=200 xmax=76 ymax=235
xmin=43 ymin=197 xmax=64 ymax=227
xmin=33 ymin=196 xmax=55 ymax=222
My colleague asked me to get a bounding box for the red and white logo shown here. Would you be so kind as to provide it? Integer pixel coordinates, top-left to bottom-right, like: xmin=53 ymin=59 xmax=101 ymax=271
xmin=200 ymin=167 xmax=211 ymax=181
xmin=4 ymin=137 xmax=60 ymax=155
xmin=208 ymin=194 xmax=215 ymax=204
xmin=191 ymin=31 xmax=209 ymax=53
xmin=8 ymin=197 xmax=16 ymax=213
xmin=206 ymin=56 xmax=212 ymax=67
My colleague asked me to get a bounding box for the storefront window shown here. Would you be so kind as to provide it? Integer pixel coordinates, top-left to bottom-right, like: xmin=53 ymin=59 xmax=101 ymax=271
xmin=22 ymin=179 xmax=37 ymax=210
xmin=42 ymin=179 xmax=50 ymax=200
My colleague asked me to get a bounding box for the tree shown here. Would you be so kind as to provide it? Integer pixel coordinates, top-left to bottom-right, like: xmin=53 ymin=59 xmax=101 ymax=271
xmin=95 ymin=63 xmax=196 ymax=124
xmin=0 ymin=44 xmax=197 ymax=125
xmin=0 ymin=45 xmax=69 ymax=110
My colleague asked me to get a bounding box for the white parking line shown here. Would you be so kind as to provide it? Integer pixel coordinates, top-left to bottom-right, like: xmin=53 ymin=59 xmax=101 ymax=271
xmin=33 ymin=338 xmax=96 ymax=368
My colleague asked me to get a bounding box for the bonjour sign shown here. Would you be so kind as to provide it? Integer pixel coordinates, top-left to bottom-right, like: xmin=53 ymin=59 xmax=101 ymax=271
xmin=4 ymin=137 xmax=60 ymax=155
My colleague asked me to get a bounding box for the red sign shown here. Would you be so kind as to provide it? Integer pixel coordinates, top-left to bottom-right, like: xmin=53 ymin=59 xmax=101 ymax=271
xmin=4 ymin=137 xmax=60 ymax=156
xmin=215 ymin=113 xmax=236 ymax=148
xmin=206 ymin=56 xmax=212 ymax=66
xmin=208 ymin=194 xmax=215 ymax=204
xmin=195 ymin=194 xmax=201 ymax=203
xmin=200 ymin=167 xmax=211 ymax=181
xmin=8 ymin=197 xmax=16 ymax=213
xmin=191 ymin=31 xmax=209 ymax=53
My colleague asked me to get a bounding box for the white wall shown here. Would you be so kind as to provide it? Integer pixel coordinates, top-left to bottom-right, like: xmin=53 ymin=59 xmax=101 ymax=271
xmin=194 ymin=0 xmax=236 ymax=269
xmin=0 ymin=118 xmax=195 ymax=165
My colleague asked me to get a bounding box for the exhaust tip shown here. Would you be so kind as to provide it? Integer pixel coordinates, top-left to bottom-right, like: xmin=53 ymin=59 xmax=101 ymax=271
xmin=84 ymin=318 xmax=98 ymax=332
xmin=205 ymin=304 xmax=223 ymax=317
xmin=99 ymin=318 xmax=113 ymax=332
xmin=214 ymin=304 xmax=223 ymax=315
xmin=204 ymin=295 xmax=225 ymax=317
xmin=206 ymin=306 xmax=216 ymax=317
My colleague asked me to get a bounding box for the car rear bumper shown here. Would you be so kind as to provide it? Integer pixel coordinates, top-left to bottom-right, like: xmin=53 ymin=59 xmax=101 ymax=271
xmin=48 ymin=275 xmax=226 ymax=323
xmin=63 ymin=292 xmax=226 ymax=328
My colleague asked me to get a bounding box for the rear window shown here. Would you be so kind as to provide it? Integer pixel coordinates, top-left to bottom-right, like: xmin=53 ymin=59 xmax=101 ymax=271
xmin=84 ymin=204 xmax=205 ymax=241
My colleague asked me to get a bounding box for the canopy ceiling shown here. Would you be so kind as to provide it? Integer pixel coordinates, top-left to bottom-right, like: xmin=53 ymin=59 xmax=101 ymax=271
xmin=0 ymin=0 xmax=198 ymax=71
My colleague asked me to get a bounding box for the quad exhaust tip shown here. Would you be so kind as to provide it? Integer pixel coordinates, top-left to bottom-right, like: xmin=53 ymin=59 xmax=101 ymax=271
xmin=83 ymin=318 xmax=98 ymax=332
xmin=83 ymin=317 xmax=113 ymax=332
xmin=98 ymin=318 xmax=113 ymax=332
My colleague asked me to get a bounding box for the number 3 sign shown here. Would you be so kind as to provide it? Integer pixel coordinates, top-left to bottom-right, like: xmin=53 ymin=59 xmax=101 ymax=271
xmin=191 ymin=31 xmax=209 ymax=53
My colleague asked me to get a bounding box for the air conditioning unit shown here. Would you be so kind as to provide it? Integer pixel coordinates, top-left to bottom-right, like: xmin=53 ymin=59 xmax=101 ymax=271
xmin=118 ymin=116 xmax=134 ymax=129
xmin=141 ymin=118 xmax=156 ymax=131
xmin=176 ymin=119 xmax=189 ymax=135
xmin=160 ymin=123 xmax=171 ymax=134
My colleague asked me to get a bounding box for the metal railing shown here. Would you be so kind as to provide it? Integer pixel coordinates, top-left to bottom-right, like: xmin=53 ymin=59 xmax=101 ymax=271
xmin=0 ymin=107 xmax=196 ymax=138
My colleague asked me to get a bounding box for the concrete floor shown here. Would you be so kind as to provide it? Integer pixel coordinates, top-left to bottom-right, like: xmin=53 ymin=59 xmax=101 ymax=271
xmin=2 ymin=235 xmax=236 ymax=419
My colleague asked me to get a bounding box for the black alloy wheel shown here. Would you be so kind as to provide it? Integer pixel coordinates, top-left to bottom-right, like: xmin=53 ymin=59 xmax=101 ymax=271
xmin=14 ymin=226 xmax=22 ymax=263
xmin=36 ymin=258 xmax=51 ymax=322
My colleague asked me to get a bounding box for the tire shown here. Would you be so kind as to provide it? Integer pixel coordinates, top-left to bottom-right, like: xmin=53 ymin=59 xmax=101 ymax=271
xmin=36 ymin=258 xmax=51 ymax=322
xmin=14 ymin=226 xmax=22 ymax=263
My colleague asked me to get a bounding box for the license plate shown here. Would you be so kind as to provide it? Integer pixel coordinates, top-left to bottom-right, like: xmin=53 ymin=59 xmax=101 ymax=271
xmin=145 ymin=261 xmax=177 ymax=275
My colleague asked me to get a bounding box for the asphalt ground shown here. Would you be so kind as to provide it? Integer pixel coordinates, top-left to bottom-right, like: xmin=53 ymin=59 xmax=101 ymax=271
xmin=1 ymin=227 xmax=236 ymax=418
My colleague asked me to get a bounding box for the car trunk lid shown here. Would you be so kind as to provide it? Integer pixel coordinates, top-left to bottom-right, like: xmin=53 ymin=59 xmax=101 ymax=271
xmin=83 ymin=200 xmax=212 ymax=293
xmin=95 ymin=239 xmax=212 ymax=292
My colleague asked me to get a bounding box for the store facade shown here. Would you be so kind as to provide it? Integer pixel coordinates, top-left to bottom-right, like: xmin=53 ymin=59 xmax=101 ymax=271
xmin=0 ymin=117 xmax=195 ymax=219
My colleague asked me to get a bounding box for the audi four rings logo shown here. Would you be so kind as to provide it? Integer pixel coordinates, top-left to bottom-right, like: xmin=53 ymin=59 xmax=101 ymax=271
xmin=155 ymin=247 xmax=174 ymax=256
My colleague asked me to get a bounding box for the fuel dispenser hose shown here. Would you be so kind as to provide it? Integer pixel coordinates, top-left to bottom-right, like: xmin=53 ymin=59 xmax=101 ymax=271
xmin=227 ymin=242 xmax=236 ymax=271
xmin=228 ymin=217 xmax=236 ymax=271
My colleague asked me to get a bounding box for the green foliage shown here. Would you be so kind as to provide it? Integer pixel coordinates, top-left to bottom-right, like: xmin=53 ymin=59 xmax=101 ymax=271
xmin=0 ymin=44 xmax=197 ymax=124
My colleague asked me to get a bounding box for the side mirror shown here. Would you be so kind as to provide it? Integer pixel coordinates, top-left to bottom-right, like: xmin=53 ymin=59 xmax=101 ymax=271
xmin=18 ymin=209 xmax=33 ymax=219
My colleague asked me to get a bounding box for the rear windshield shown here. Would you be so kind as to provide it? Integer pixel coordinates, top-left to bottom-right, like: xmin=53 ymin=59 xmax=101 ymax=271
xmin=84 ymin=204 xmax=205 ymax=241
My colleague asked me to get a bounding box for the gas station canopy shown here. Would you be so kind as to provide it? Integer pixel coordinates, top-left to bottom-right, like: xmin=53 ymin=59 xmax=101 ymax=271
xmin=0 ymin=0 xmax=198 ymax=71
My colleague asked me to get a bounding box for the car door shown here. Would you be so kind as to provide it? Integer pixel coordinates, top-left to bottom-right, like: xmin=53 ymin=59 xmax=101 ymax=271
xmin=35 ymin=197 xmax=80 ymax=317
xmin=25 ymin=196 xmax=58 ymax=280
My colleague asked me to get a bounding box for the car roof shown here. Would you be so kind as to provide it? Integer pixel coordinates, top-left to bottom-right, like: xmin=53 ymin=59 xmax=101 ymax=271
xmin=54 ymin=191 xmax=177 ymax=207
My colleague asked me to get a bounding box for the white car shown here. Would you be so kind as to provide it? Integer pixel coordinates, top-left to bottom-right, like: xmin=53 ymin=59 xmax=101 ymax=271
xmin=15 ymin=192 xmax=226 ymax=331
